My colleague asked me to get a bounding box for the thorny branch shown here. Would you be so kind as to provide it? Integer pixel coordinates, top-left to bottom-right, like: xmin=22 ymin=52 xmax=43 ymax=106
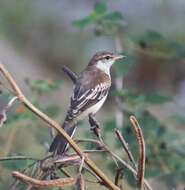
xmin=0 ymin=156 xmax=37 ymax=162
xmin=115 ymin=129 xmax=137 ymax=169
xmin=0 ymin=63 xmax=119 ymax=190
xmin=130 ymin=116 xmax=146 ymax=190
xmin=12 ymin=171 xmax=76 ymax=188
xmin=76 ymin=136 xmax=152 ymax=190
xmin=0 ymin=63 xmax=151 ymax=190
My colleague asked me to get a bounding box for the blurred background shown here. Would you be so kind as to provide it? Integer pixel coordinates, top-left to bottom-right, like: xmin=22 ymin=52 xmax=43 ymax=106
xmin=0 ymin=0 xmax=185 ymax=189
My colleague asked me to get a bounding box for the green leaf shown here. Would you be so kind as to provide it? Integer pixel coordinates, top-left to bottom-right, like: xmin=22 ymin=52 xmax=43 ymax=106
xmin=103 ymin=11 xmax=123 ymax=22
xmin=145 ymin=93 xmax=172 ymax=104
xmin=94 ymin=1 xmax=107 ymax=15
xmin=73 ymin=16 xmax=94 ymax=29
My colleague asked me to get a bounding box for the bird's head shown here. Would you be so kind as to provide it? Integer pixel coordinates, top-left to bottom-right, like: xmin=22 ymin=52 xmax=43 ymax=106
xmin=88 ymin=51 xmax=125 ymax=75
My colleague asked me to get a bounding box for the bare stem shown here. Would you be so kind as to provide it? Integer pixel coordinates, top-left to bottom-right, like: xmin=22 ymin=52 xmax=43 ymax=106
xmin=115 ymin=129 xmax=137 ymax=169
xmin=130 ymin=116 xmax=145 ymax=190
xmin=76 ymin=137 xmax=151 ymax=190
xmin=0 ymin=156 xmax=37 ymax=162
xmin=115 ymin=168 xmax=124 ymax=190
xmin=12 ymin=171 xmax=76 ymax=188
xmin=76 ymin=173 xmax=86 ymax=190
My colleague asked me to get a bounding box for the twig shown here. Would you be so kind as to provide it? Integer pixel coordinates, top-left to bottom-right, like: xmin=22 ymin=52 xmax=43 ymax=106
xmin=114 ymin=168 xmax=124 ymax=190
xmin=75 ymin=138 xmax=102 ymax=146
xmin=79 ymin=156 xmax=85 ymax=173
xmin=76 ymin=173 xmax=86 ymax=190
xmin=76 ymin=137 xmax=151 ymax=190
xmin=12 ymin=171 xmax=76 ymax=188
xmin=0 ymin=156 xmax=37 ymax=162
xmin=115 ymin=129 xmax=137 ymax=169
xmin=59 ymin=168 xmax=71 ymax=177
xmin=55 ymin=155 xmax=80 ymax=165
xmin=83 ymin=149 xmax=107 ymax=153
xmin=62 ymin=65 xmax=77 ymax=83
xmin=0 ymin=96 xmax=18 ymax=127
xmin=10 ymin=162 xmax=37 ymax=190
xmin=130 ymin=116 xmax=145 ymax=190
xmin=0 ymin=63 xmax=119 ymax=190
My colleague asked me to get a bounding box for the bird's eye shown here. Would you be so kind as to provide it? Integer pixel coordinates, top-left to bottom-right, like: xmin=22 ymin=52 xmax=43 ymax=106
xmin=105 ymin=56 xmax=110 ymax=60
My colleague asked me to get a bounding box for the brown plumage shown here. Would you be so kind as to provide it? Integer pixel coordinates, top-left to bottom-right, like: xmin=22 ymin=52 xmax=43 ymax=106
xmin=49 ymin=51 xmax=124 ymax=155
xmin=88 ymin=51 xmax=114 ymax=66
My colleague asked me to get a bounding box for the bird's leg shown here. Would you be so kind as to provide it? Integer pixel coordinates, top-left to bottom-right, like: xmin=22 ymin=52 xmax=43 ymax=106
xmin=88 ymin=114 xmax=103 ymax=143
xmin=88 ymin=114 xmax=100 ymax=136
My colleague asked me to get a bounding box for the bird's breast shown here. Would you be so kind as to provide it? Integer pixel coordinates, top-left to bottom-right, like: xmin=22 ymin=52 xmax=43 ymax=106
xmin=76 ymin=94 xmax=108 ymax=121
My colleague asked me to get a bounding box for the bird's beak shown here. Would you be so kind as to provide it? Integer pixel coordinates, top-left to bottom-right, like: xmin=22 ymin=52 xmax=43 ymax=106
xmin=114 ymin=54 xmax=126 ymax=61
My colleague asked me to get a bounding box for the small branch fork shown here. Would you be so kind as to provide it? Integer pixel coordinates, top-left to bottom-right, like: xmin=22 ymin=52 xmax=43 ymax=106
xmin=0 ymin=63 xmax=151 ymax=190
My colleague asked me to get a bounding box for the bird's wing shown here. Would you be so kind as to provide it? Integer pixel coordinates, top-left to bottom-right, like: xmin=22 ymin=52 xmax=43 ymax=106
xmin=66 ymin=81 xmax=110 ymax=120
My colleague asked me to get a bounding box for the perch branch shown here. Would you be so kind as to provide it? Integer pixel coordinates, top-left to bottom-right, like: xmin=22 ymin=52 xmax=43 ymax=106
xmin=130 ymin=116 xmax=145 ymax=190
xmin=12 ymin=171 xmax=76 ymax=188
xmin=0 ymin=63 xmax=119 ymax=190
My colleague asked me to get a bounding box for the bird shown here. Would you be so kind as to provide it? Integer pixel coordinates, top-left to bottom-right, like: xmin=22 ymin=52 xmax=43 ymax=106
xmin=49 ymin=51 xmax=125 ymax=155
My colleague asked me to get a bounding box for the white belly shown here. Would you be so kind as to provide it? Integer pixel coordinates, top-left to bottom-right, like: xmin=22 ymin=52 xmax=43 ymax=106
xmin=77 ymin=95 xmax=107 ymax=121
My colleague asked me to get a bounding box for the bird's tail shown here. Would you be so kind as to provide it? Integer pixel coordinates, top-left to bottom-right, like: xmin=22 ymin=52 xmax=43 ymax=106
xmin=49 ymin=121 xmax=76 ymax=155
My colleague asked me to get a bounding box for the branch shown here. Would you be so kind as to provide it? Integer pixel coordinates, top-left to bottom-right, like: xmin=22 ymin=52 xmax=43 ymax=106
xmin=0 ymin=96 xmax=18 ymax=127
xmin=75 ymin=173 xmax=86 ymax=190
xmin=130 ymin=116 xmax=145 ymax=190
xmin=0 ymin=63 xmax=119 ymax=190
xmin=12 ymin=171 xmax=76 ymax=188
xmin=76 ymin=137 xmax=151 ymax=190
xmin=115 ymin=129 xmax=137 ymax=169
xmin=0 ymin=156 xmax=37 ymax=162
xmin=114 ymin=168 xmax=124 ymax=190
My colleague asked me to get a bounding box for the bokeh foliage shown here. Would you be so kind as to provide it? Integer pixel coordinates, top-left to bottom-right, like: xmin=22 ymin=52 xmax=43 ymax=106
xmin=0 ymin=1 xmax=185 ymax=190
